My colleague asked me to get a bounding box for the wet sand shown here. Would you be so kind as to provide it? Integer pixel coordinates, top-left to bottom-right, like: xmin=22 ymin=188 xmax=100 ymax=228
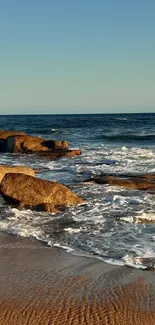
xmin=0 ymin=233 xmax=155 ymax=324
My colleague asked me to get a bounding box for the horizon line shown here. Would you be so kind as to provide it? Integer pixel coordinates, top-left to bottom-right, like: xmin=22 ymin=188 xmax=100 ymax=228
xmin=0 ymin=111 xmax=154 ymax=116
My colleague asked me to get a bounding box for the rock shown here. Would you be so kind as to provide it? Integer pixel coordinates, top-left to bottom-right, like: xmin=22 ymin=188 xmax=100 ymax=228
xmin=0 ymin=130 xmax=81 ymax=159
xmin=13 ymin=136 xmax=69 ymax=153
xmin=0 ymin=165 xmax=36 ymax=183
xmin=38 ymin=149 xmax=82 ymax=159
xmin=83 ymin=174 xmax=155 ymax=192
xmin=0 ymin=173 xmax=84 ymax=212
xmin=0 ymin=130 xmax=69 ymax=153
xmin=0 ymin=130 xmax=25 ymax=152
xmin=36 ymin=203 xmax=60 ymax=214
xmin=0 ymin=130 xmax=25 ymax=139
xmin=60 ymin=149 xmax=81 ymax=158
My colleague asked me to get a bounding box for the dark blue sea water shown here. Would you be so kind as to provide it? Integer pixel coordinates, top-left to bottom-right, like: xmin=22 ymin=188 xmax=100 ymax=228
xmin=0 ymin=113 xmax=155 ymax=268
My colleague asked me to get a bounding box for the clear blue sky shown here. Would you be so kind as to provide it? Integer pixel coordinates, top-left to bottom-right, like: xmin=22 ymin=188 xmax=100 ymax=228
xmin=0 ymin=0 xmax=154 ymax=114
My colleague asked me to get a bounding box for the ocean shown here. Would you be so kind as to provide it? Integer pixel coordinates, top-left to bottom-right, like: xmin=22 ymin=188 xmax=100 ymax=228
xmin=0 ymin=113 xmax=155 ymax=269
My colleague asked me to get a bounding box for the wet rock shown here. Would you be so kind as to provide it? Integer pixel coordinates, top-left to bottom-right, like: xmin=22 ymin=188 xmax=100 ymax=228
xmin=83 ymin=174 xmax=155 ymax=192
xmin=0 ymin=130 xmax=25 ymax=152
xmin=36 ymin=203 xmax=60 ymax=214
xmin=0 ymin=173 xmax=84 ymax=213
xmin=38 ymin=149 xmax=82 ymax=159
xmin=0 ymin=130 xmax=25 ymax=139
xmin=0 ymin=130 xmax=81 ymax=158
xmin=0 ymin=165 xmax=36 ymax=183
xmin=0 ymin=130 xmax=69 ymax=153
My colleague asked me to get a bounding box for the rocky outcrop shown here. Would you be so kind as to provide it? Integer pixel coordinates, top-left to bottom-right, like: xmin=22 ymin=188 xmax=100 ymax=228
xmin=0 ymin=130 xmax=25 ymax=139
xmin=84 ymin=174 xmax=155 ymax=193
xmin=0 ymin=130 xmax=81 ymax=158
xmin=0 ymin=130 xmax=69 ymax=153
xmin=0 ymin=165 xmax=36 ymax=183
xmin=0 ymin=173 xmax=84 ymax=212
xmin=13 ymin=135 xmax=69 ymax=153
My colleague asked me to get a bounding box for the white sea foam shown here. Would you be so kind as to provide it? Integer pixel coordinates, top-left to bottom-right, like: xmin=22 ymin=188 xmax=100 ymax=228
xmin=52 ymin=243 xmax=74 ymax=253
xmin=0 ymin=208 xmax=48 ymax=241
xmin=123 ymin=248 xmax=155 ymax=269
xmin=64 ymin=227 xmax=85 ymax=234
xmin=122 ymin=255 xmax=147 ymax=269
xmin=121 ymin=212 xmax=155 ymax=224
xmin=122 ymin=146 xmax=127 ymax=150
xmin=0 ymin=124 xmax=155 ymax=269
xmin=115 ymin=117 xmax=128 ymax=121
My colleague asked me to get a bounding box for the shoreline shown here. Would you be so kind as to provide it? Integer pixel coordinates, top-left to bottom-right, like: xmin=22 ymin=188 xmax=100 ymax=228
xmin=0 ymin=232 xmax=155 ymax=324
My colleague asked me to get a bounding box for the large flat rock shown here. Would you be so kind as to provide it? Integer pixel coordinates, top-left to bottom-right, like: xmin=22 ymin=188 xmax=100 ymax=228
xmin=84 ymin=173 xmax=155 ymax=193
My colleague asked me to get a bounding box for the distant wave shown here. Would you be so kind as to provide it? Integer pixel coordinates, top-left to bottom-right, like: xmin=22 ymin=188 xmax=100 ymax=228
xmin=36 ymin=129 xmax=69 ymax=135
xmin=116 ymin=117 xmax=128 ymax=121
xmin=99 ymin=133 xmax=155 ymax=142
xmin=110 ymin=117 xmax=128 ymax=121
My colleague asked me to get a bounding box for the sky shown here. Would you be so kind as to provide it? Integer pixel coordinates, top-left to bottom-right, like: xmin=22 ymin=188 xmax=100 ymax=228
xmin=0 ymin=0 xmax=155 ymax=114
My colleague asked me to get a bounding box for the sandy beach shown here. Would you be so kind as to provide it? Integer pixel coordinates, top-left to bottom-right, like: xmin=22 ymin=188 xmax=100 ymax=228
xmin=0 ymin=0 xmax=155 ymax=320
xmin=0 ymin=233 xmax=154 ymax=324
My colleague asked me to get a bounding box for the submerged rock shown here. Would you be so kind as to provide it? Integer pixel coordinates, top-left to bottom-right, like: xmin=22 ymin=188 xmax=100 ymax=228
xmin=0 ymin=165 xmax=36 ymax=183
xmin=84 ymin=174 xmax=155 ymax=193
xmin=0 ymin=173 xmax=84 ymax=213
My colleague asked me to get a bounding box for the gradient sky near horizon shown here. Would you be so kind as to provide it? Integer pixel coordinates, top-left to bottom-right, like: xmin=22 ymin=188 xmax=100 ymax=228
xmin=0 ymin=0 xmax=155 ymax=114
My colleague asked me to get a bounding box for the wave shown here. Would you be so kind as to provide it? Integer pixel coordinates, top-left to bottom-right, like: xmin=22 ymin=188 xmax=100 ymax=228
xmin=121 ymin=212 xmax=155 ymax=224
xmin=99 ymin=133 xmax=155 ymax=142
xmin=123 ymin=254 xmax=155 ymax=270
xmin=111 ymin=117 xmax=128 ymax=121
xmin=38 ymin=128 xmax=60 ymax=135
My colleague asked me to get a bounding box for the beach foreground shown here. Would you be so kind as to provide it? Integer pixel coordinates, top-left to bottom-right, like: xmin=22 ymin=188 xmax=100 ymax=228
xmin=0 ymin=233 xmax=155 ymax=324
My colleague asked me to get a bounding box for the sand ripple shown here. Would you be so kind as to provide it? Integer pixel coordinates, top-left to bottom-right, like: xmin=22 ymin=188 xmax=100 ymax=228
xmin=0 ymin=234 xmax=155 ymax=324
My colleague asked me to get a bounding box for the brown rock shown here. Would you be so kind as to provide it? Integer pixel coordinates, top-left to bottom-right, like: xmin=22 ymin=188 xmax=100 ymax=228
xmin=13 ymin=135 xmax=49 ymax=153
xmin=61 ymin=149 xmax=81 ymax=158
xmin=103 ymin=175 xmax=153 ymax=190
xmin=0 ymin=131 xmax=25 ymax=152
xmin=38 ymin=149 xmax=82 ymax=159
xmin=36 ymin=203 xmax=60 ymax=214
xmin=0 ymin=173 xmax=84 ymax=212
xmin=0 ymin=165 xmax=36 ymax=183
xmin=0 ymin=130 xmax=69 ymax=153
xmin=84 ymin=174 xmax=155 ymax=192
xmin=14 ymin=136 xmax=69 ymax=153
xmin=0 ymin=130 xmax=25 ymax=139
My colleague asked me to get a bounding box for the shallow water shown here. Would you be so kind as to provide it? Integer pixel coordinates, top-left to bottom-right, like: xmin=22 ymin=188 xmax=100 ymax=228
xmin=0 ymin=113 xmax=155 ymax=269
